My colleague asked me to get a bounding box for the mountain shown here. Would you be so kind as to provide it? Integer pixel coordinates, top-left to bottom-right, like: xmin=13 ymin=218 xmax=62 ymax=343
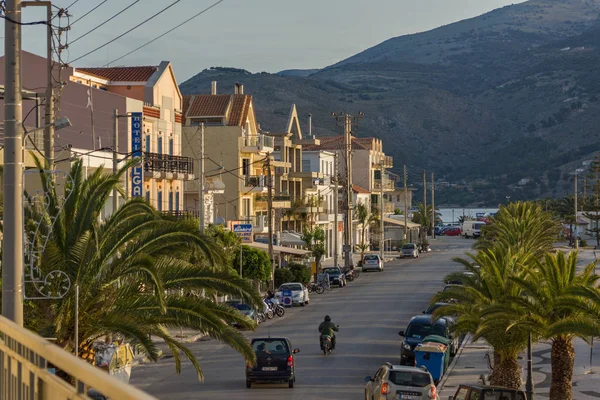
xmin=180 ymin=0 xmax=600 ymax=206
xmin=277 ymin=69 xmax=320 ymax=77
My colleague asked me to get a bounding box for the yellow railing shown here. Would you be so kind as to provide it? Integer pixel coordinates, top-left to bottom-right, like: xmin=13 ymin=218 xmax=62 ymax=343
xmin=0 ymin=315 xmax=156 ymax=400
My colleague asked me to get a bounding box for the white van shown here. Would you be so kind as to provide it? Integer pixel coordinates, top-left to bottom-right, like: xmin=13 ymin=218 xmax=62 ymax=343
xmin=462 ymin=221 xmax=486 ymax=238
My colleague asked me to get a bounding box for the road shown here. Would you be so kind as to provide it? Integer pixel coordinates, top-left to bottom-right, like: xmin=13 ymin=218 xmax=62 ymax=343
xmin=130 ymin=237 xmax=472 ymax=399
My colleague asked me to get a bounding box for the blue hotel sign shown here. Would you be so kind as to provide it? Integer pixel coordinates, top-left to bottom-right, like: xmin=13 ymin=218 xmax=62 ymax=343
xmin=131 ymin=112 xmax=143 ymax=197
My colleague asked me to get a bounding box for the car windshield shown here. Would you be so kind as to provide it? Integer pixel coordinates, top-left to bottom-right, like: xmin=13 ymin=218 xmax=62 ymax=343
xmin=474 ymin=223 xmax=486 ymax=230
xmin=252 ymin=339 xmax=288 ymax=354
xmin=388 ymin=371 xmax=431 ymax=387
xmin=322 ymin=268 xmax=339 ymax=274
xmin=425 ymin=303 xmax=446 ymax=314
xmin=363 ymin=255 xmax=379 ymax=261
xmin=405 ymin=323 xmax=445 ymax=339
xmin=279 ymin=284 xmax=302 ymax=291
xmin=402 ymin=244 xmax=416 ymax=249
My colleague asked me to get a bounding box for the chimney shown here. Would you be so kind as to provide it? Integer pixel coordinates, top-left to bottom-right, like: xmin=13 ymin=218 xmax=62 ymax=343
xmin=308 ymin=113 xmax=313 ymax=138
xmin=234 ymin=82 xmax=244 ymax=95
xmin=211 ymin=81 xmax=217 ymax=95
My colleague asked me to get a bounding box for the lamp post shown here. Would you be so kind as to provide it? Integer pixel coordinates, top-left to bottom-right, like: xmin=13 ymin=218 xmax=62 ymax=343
xmin=526 ymin=332 xmax=534 ymax=400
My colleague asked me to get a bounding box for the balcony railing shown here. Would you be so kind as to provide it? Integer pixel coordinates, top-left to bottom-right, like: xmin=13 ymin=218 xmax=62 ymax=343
xmin=0 ymin=315 xmax=155 ymax=400
xmin=244 ymin=175 xmax=267 ymax=188
xmin=161 ymin=210 xmax=200 ymax=220
xmin=374 ymin=179 xmax=395 ymax=191
xmin=144 ymin=152 xmax=193 ymax=175
xmin=240 ymin=134 xmax=274 ymax=152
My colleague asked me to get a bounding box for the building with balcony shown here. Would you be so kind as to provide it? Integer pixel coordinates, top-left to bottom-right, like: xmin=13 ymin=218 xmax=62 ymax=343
xmin=182 ymin=82 xmax=272 ymax=227
xmin=301 ymin=150 xmax=343 ymax=260
xmin=0 ymin=51 xmax=192 ymax=216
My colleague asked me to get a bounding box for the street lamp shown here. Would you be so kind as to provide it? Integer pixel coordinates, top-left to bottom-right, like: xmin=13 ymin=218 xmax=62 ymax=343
xmin=506 ymin=195 xmax=511 ymax=204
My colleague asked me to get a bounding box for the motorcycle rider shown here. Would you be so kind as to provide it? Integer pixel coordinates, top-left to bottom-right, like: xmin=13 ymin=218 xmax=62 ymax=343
xmin=318 ymin=315 xmax=339 ymax=350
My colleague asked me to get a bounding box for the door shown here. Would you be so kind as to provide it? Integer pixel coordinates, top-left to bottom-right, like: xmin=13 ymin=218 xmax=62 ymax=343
xmin=157 ymin=137 xmax=163 ymax=155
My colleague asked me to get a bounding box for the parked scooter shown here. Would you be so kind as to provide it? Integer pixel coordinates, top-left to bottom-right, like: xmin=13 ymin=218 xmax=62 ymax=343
xmin=264 ymin=293 xmax=285 ymax=317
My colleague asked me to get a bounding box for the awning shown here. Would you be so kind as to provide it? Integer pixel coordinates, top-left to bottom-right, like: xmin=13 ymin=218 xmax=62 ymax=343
xmin=279 ymin=231 xmax=306 ymax=246
xmin=383 ymin=216 xmax=421 ymax=229
xmin=246 ymin=242 xmax=311 ymax=256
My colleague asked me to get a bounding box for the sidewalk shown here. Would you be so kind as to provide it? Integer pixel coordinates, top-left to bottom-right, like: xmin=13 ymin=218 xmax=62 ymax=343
xmin=439 ymin=336 xmax=600 ymax=399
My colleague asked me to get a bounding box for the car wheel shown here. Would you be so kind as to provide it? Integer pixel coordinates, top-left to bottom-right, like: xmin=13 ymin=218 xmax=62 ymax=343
xmin=246 ymin=380 xmax=251 ymax=388
xmin=305 ymin=299 xmax=309 ymax=305
xmin=288 ymin=378 xmax=295 ymax=388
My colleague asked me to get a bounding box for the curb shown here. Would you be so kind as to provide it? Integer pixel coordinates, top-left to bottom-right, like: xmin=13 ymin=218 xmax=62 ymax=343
xmin=437 ymin=333 xmax=473 ymax=390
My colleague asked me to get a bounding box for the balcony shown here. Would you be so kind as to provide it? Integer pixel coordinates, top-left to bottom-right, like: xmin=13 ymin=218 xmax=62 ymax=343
xmin=0 ymin=314 xmax=155 ymax=400
xmin=253 ymin=214 xmax=269 ymax=233
xmin=255 ymin=193 xmax=291 ymax=209
xmin=144 ymin=152 xmax=194 ymax=180
xmin=372 ymin=156 xmax=393 ymax=169
xmin=243 ymin=175 xmax=268 ymax=193
xmin=161 ymin=210 xmax=200 ymax=220
xmin=373 ymin=179 xmax=395 ymax=192
xmin=240 ymin=134 xmax=274 ymax=153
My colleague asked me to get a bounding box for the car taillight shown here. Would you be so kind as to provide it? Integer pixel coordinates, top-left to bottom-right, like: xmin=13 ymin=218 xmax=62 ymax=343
xmin=246 ymin=361 xmax=251 ymax=369
xmin=429 ymin=385 xmax=437 ymax=399
xmin=381 ymin=382 xmax=390 ymax=395
xmin=287 ymin=355 xmax=293 ymax=366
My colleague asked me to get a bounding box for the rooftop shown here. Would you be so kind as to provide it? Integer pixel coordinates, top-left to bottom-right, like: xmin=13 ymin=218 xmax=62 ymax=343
xmin=76 ymin=66 xmax=158 ymax=82
xmin=183 ymin=94 xmax=252 ymax=126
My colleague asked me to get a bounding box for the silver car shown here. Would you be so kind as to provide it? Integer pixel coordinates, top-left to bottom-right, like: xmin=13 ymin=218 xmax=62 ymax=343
xmin=401 ymin=243 xmax=419 ymax=259
xmin=365 ymin=363 xmax=439 ymax=400
xmin=362 ymin=254 xmax=383 ymax=272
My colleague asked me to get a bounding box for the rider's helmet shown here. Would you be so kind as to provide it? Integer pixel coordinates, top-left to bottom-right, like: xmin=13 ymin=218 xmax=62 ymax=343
xmin=324 ymin=315 xmax=331 ymax=322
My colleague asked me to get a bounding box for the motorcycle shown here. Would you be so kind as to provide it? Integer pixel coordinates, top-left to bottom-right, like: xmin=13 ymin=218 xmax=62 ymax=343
xmin=306 ymin=281 xmax=325 ymax=294
xmin=321 ymin=335 xmax=333 ymax=355
xmin=262 ymin=299 xmax=274 ymax=319
xmin=342 ymin=267 xmax=355 ymax=282
xmin=264 ymin=296 xmax=285 ymax=317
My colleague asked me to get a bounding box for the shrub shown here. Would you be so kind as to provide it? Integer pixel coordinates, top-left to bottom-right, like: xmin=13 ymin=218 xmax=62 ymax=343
xmin=274 ymin=268 xmax=294 ymax=287
xmin=289 ymin=263 xmax=311 ymax=283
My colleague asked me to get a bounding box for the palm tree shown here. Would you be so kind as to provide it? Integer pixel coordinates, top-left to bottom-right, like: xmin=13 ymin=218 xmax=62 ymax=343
xmin=434 ymin=247 xmax=530 ymax=388
xmin=495 ymin=252 xmax=598 ymax=400
xmin=355 ymin=203 xmax=378 ymax=261
xmin=15 ymin=157 xmax=262 ymax=380
xmin=475 ymin=201 xmax=560 ymax=258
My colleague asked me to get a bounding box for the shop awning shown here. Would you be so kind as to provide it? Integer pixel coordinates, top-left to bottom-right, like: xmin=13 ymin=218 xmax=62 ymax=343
xmin=383 ymin=216 xmax=421 ymax=229
xmin=279 ymin=231 xmax=306 ymax=246
xmin=246 ymin=242 xmax=311 ymax=256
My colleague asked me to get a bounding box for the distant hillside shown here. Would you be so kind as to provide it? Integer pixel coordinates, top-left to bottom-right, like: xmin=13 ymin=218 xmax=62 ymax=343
xmin=180 ymin=0 xmax=600 ymax=206
xmin=277 ymin=69 xmax=320 ymax=77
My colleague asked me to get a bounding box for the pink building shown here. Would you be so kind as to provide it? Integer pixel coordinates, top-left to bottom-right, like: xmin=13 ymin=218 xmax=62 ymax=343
xmin=0 ymin=51 xmax=193 ymax=215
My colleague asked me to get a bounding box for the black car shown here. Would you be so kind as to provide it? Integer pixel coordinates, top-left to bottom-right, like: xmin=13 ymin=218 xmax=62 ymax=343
xmin=246 ymin=337 xmax=300 ymax=388
xmin=398 ymin=315 xmax=457 ymax=366
xmin=321 ymin=267 xmax=346 ymax=287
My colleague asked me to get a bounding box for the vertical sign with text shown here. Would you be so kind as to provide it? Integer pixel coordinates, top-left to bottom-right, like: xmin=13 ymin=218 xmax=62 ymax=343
xmin=131 ymin=112 xmax=143 ymax=197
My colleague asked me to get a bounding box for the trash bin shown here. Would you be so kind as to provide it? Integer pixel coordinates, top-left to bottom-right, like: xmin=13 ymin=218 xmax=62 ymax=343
xmin=422 ymin=335 xmax=452 ymax=372
xmin=414 ymin=342 xmax=447 ymax=383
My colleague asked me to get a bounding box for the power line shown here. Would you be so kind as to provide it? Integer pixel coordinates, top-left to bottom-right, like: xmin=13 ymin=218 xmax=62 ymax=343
xmin=65 ymin=0 xmax=81 ymax=9
xmin=105 ymin=0 xmax=225 ymax=66
xmin=70 ymin=0 xmax=184 ymax=63
xmin=70 ymin=0 xmax=141 ymax=45
xmin=71 ymin=0 xmax=108 ymax=25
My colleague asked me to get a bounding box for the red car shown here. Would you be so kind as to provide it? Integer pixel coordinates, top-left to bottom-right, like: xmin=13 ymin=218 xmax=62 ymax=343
xmin=443 ymin=227 xmax=462 ymax=236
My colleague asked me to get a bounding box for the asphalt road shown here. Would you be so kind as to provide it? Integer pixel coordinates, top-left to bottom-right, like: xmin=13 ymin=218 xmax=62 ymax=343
xmin=130 ymin=236 xmax=473 ymax=400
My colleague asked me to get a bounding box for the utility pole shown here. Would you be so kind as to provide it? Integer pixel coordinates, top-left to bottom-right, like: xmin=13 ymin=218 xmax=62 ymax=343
xmin=333 ymin=153 xmax=339 ymax=267
xmin=380 ymin=160 xmax=385 ymax=263
xmin=575 ymin=173 xmax=579 ymax=250
xmin=113 ymin=109 xmax=119 ymax=214
xmin=526 ymin=332 xmax=534 ymax=400
xmin=266 ymin=155 xmax=275 ymax=291
xmin=2 ymin=0 xmax=24 ymax=325
xmin=423 ymin=170 xmax=427 ymax=241
xmin=404 ymin=165 xmax=408 ymax=242
xmin=45 ymin=2 xmax=55 ymax=169
xmin=199 ymin=123 xmax=205 ymax=233
xmin=431 ymin=172 xmax=435 ymax=239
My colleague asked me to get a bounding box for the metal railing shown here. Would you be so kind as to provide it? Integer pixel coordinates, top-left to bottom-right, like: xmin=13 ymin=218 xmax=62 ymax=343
xmin=0 ymin=315 xmax=155 ymax=400
xmin=244 ymin=175 xmax=267 ymax=188
xmin=144 ymin=152 xmax=193 ymax=175
xmin=161 ymin=210 xmax=200 ymax=220
xmin=240 ymin=134 xmax=274 ymax=151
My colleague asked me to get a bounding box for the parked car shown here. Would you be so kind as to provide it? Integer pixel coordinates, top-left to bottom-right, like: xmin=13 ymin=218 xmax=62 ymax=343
xmin=275 ymin=282 xmax=310 ymax=306
xmin=448 ymin=385 xmax=526 ymax=400
xmin=445 ymin=271 xmax=475 ymax=285
xmin=462 ymin=221 xmax=486 ymax=238
xmin=399 ymin=315 xmax=458 ymax=365
xmin=362 ymin=254 xmax=383 ymax=271
xmin=321 ymin=267 xmax=346 ymax=287
xmin=224 ymin=301 xmax=259 ymax=326
xmin=442 ymin=227 xmax=462 ymax=236
xmin=423 ymin=302 xmax=456 ymax=324
xmin=365 ymin=363 xmax=439 ymax=400
xmin=400 ymin=243 xmax=419 ymax=258
xmin=246 ymin=337 xmax=300 ymax=388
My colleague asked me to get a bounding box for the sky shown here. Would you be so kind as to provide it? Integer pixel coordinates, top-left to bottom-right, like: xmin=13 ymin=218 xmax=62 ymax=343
xmin=5 ymin=0 xmax=526 ymax=81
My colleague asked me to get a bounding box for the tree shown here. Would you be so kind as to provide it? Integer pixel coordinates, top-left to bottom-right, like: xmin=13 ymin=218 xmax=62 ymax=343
xmin=584 ymin=154 xmax=600 ymax=246
xmin=6 ymin=157 xmax=262 ymax=380
xmin=232 ymin=246 xmax=272 ymax=283
xmin=496 ymin=252 xmax=598 ymax=399
xmin=412 ymin=203 xmax=441 ymax=241
xmin=301 ymin=226 xmax=326 ymax=270
xmin=355 ymin=203 xmax=378 ymax=260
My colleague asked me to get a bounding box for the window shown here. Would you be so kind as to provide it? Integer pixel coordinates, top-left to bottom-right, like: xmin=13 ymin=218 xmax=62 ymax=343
xmin=157 ymin=137 xmax=163 ymax=155
xmin=175 ymin=191 xmax=180 ymax=211
xmin=405 ymin=323 xmax=446 ymax=339
xmin=302 ymin=159 xmax=310 ymax=172
xmin=242 ymin=159 xmax=250 ymax=176
xmin=242 ymin=198 xmax=251 ymax=217
xmin=169 ymin=138 xmax=174 ymax=156
xmin=145 ymin=190 xmax=150 ymax=203
xmin=145 ymin=135 xmax=151 ymax=152
xmin=157 ymin=190 xmax=162 ymax=211
xmin=374 ymin=170 xmax=381 ymax=180
xmin=388 ymin=371 xmax=431 ymax=387
xmin=168 ymin=191 xmax=173 ymax=211
xmin=252 ymin=339 xmax=288 ymax=354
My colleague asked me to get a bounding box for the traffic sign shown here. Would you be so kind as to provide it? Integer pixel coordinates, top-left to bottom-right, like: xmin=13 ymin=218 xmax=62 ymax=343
xmin=232 ymin=224 xmax=253 ymax=243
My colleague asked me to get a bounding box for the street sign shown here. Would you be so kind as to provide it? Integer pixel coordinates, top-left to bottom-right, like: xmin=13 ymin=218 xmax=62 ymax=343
xmin=130 ymin=112 xmax=143 ymax=197
xmin=282 ymin=289 xmax=293 ymax=306
xmin=233 ymin=223 xmax=253 ymax=243
xmin=343 ymin=245 xmax=352 ymax=252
